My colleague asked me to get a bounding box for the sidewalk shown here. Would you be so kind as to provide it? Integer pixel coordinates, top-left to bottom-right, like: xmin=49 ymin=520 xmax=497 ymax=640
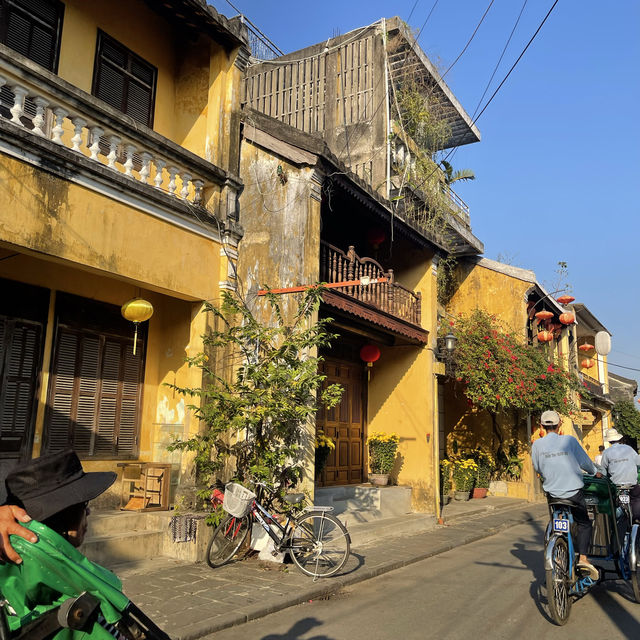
xmin=117 ymin=498 xmax=548 ymax=640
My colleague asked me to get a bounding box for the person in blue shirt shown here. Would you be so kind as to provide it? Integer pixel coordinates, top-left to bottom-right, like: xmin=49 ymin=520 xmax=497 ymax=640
xmin=600 ymin=427 xmax=640 ymax=522
xmin=532 ymin=410 xmax=601 ymax=580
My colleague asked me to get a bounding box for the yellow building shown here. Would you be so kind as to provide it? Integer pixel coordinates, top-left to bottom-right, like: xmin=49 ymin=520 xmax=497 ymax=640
xmin=0 ymin=0 xmax=249 ymax=510
xmin=443 ymin=257 xmax=576 ymax=501
xmin=573 ymin=304 xmax=614 ymax=457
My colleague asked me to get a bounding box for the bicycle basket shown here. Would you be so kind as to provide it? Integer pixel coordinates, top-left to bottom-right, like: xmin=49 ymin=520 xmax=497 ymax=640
xmin=223 ymin=483 xmax=256 ymax=517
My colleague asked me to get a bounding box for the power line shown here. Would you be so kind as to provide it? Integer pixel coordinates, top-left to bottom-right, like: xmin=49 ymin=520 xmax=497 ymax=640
xmin=415 ymin=0 xmax=439 ymax=41
xmin=605 ymin=361 xmax=640 ymax=374
xmin=407 ymin=0 xmax=421 ymax=23
xmin=440 ymin=0 xmax=495 ymax=81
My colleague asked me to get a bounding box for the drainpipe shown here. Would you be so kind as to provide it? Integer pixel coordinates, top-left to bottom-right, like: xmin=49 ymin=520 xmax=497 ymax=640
xmin=382 ymin=18 xmax=391 ymax=200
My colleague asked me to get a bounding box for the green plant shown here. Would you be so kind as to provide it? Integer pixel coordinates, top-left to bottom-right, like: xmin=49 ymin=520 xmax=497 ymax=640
xmin=612 ymin=400 xmax=640 ymax=440
xmin=166 ymin=287 xmax=343 ymax=505
xmin=367 ymin=432 xmax=400 ymax=474
xmin=451 ymin=458 xmax=477 ymax=493
xmin=496 ymin=443 xmax=524 ymax=481
xmin=470 ymin=448 xmax=495 ymax=489
xmin=315 ymin=430 xmax=335 ymax=480
xmin=440 ymin=459 xmax=452 ymax=496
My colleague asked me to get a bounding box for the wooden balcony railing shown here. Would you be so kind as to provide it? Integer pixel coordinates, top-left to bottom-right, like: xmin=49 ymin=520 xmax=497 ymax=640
xmin=320 ymin=242 xmax=421 ymax=326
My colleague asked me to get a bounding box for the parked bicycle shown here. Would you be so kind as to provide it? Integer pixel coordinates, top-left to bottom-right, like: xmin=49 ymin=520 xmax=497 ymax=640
xmin=544 ymin=474 xmax=640 ymax=625
xmin=206 ymin=481 xmax=351 ymax=579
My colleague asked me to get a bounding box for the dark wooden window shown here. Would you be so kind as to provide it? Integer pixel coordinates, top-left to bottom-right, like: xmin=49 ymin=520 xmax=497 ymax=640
xmin=44 ymin=295 xmax=146 ymax=459
xmin=92 ymin=30 xmax=157 ymax=128
xmin=0 ymin=0 xmax=64 ymax=72
xmin=0 ymin=278 xmax=49 ymax=463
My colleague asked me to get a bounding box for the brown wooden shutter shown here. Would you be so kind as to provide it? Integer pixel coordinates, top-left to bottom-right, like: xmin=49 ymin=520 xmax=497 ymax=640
xmin=92 ymin=31 xmax=156 ymax=127
xmin=0 ymin=317 xmax=42 ymax=455
xmin=0 ymin=0 xmax=64 ymax=72
xmin=45 ymin=328 xmax=143 ymax=457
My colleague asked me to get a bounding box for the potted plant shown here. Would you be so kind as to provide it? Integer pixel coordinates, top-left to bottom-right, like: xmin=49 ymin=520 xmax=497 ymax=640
xmin=471 ymin=449 xmax=494 ymax=499
xmin=440 ymin=459 xmax=452 ymax=505
xmin=367 ymin=432 xmax=400 ymax=486
xmin=451 ymin=457 xmax=477 ymax=501
xmin=315 ymin=430 xmax=335 ymax=481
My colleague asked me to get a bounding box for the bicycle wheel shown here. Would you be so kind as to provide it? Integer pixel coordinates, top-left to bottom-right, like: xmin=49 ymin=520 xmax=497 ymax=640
xmin=545 ymin=535 xmax=572 ymax=625
xmin=630 ymin=526 xmax=640 ymax=603
xmin=206 ymin=514 xmax=250 ymax=568
xmin=289 ymin=511 xmax=350 ymax=578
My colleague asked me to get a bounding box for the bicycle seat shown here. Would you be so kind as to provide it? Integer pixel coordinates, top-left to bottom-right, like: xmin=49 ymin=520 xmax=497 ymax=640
xmin=283 ymin=493 xmax=305 ymax=504
xmin=547 ymin=498 xmax=577 ymax=508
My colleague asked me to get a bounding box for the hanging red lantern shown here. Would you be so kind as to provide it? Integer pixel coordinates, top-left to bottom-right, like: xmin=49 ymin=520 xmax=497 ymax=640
xmin=581 ymin=358 xmax=595 ymax=369
xmin=537 ymin=330 xmax=553 ymax=343
xmin=559 ymin=312 xmax=575 ymax=325
xmin=366 ymin=228 xmax=386 ymax=249
xmin=535 ymin=311 xmax=554 ymax=321
xmin=556 ymin=295 xmax=575 ymax=305
xmin=579 ymin=343 xmax=594 ymax=352
xmin=360 ymin=344 xmax=381 ymax=364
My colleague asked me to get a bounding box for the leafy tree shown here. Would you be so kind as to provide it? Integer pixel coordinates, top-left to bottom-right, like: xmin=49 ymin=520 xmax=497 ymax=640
xmin=448 ymin=310 xmax=585 ymax=458
xmin=611 ymin=400 xmax=640 ymax=440
xmin=167 ymin=287 xmax=343 ymax=504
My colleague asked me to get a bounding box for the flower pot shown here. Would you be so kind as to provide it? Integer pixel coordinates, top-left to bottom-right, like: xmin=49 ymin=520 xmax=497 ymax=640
xmin=472 ymin=487 xmax=488 ymax=499
xmin=440 ymin=494 xmax=451 ymax=506
xmin=369 ymin=473 xmax=389 ymax=486
xmin=454 ymin=490 xmax=470 ymax=501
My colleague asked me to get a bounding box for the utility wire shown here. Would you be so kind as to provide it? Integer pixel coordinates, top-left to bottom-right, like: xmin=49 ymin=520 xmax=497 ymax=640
xmin=440 ymin=0 xmax=494 ymax=81
xmin=415 ymin=0 xmax=439 ymax=41
xmin=603 ymin=361 xmax=640 ymax=373
xmin=407 ymin=0 xmax=420 ymax=23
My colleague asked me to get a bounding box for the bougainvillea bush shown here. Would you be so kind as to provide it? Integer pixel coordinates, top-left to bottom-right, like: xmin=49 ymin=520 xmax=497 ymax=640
xmin=449 ymin=310 xmax=585 ymax=417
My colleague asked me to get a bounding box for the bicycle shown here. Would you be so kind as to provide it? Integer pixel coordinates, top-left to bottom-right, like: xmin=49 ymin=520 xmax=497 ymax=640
xmin=205 ymin=481 xmax=351 ymax=579
xmin=543 ymin=475 xmax=640 ymax=625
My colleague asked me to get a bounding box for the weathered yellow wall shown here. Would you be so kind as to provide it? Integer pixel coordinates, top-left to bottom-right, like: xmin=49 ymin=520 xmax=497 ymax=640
xmin=56 ymin=0 xmax=242 ymax=171
xmin=0 ymin=154 xmax=221 ymax=301
xmin=367 ymin=252 xmax=436 ymax=511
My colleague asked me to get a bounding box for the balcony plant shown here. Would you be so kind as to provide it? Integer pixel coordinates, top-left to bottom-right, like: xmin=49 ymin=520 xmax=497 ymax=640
xmin=451 ymin=457 xmax=477 ymax=501
xmin=315 ymin=430 xmax=335 ymax=481
xmin=367 ymin=432 xmax=400 ymax=486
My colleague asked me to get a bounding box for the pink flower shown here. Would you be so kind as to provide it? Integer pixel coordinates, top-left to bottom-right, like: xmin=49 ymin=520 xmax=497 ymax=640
xmin=540 ymin=374 xmax=546 ymax=380
xmin=547 ymin=364 xmax=554 ymax=372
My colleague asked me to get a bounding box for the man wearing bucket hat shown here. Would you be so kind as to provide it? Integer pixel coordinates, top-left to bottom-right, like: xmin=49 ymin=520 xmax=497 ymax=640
xmin=532 ymin=410 xmax=601 ymax=580
xmin=599 ymin=427 xmax=640 ymax=522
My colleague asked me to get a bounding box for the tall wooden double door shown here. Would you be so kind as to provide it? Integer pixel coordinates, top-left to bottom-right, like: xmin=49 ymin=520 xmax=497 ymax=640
xmin=316 ymin=358 xmax=365 ymax=486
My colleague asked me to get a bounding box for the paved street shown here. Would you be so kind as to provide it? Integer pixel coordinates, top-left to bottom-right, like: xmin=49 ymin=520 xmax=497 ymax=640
xmin=116 ymin=500 xmax=555 ymax=639
xmin=207 ymin=517 xmax=640 ymax=640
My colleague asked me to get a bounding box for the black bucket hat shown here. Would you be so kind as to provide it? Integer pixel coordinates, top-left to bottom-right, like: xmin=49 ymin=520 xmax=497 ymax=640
xmin=5 ymin=449 xmax=117 ymax=522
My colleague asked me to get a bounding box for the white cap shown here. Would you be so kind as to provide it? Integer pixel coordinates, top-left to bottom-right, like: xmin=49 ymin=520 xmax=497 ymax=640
xmin=605 ymin=428 xmax=623 ymax=442
xmin=541 ymin=410 xmax=560 ymax=427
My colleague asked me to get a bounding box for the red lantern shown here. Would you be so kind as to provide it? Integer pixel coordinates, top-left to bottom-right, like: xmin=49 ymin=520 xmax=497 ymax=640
xmin=559 ymin=312 xmax=575 ymax=325
xmin=367 ymin=228 xmax=386 ymax=249
xmin=581 ymin=358 xmax=595 ymax=369
xmin=535 ymin=311 xmax=553 ymax=321
xmin=579 ymin=343 xmax=594 ymax=352
xmin=537 ymin=330 xmax=553 ymax=343
xmin=556 ymin=295 xmax=575 ymax=305
xmin=360 ymin=344 xmax=381 ymax=364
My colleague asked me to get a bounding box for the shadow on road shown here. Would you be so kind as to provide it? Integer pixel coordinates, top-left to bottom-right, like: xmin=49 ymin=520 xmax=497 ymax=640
xmin=260 ymin=617 xmax=335 ymax=640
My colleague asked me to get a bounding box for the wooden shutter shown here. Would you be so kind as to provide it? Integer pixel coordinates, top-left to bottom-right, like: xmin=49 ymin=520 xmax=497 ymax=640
xmin=45 ymin=328 xmax=144 ymax=457
xmin=92 ymin=31 xmax=157 ymax=127
xmin=0 ymin=317 xmax=42 ymax=456
xmin=0 ymin=0 xmax=64 ymax=72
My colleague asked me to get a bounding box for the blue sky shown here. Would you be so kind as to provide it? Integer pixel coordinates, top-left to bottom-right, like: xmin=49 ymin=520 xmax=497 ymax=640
xmin=212 ymin=0 xmax=640 ymax=384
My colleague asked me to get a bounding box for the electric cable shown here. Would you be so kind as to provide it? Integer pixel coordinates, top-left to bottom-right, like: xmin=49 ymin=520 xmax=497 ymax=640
xmin=415 ymin=0 xmax=439 ymax=41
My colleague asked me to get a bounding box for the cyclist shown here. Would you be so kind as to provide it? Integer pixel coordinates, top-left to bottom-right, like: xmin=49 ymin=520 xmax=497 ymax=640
xmin=532 ymin=410 xmax=601 ymax=580
xmin=599 ymin=427 xmax=640 ymax=522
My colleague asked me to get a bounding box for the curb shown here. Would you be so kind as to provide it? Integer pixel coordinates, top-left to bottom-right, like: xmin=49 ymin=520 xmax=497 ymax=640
xmin=177 ymin=504 xmax=548 ymax=639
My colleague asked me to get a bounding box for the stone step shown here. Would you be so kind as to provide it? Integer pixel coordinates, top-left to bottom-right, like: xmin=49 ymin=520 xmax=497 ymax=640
xmin=81 ymin=528 xmax=167 ymax=566
xmin=314 ymin=485 xmax=412 ymax=522
xmin=441 ymin=497 xmax=530 ymax=525
xmin=346 ymin=513 xmax=437 ymax=548
xmin=86 ymin=510 xmax=171 ymax=537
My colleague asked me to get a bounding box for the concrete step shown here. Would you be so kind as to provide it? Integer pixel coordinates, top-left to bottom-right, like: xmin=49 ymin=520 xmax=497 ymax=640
xmin=441 ymin=497 xmax=530 ymax=525
xmin=346 ymin=513 xmax=437 ymax=548
xmin=86 ymin=510 xmax=170 ymax=537
xmin=314 ymin=485 xmax=412 ymax=522
xmin=82 ymin=528 xmax=167 ymax=566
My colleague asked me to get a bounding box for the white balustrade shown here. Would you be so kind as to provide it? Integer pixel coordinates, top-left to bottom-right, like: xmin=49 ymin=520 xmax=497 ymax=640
xmin=0 ymin=73 xmax=209 ymax=206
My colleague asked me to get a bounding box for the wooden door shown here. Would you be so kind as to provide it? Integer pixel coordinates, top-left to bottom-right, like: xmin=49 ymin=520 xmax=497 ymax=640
xmin=317 ymin=358 xmax=364 ymax=485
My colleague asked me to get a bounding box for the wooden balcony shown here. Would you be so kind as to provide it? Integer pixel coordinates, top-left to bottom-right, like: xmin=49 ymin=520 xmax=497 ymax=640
xmin=320 ymin=241 xmax=421 ymax=327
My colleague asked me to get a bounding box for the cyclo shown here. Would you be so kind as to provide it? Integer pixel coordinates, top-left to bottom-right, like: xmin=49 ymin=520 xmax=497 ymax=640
xmin=544 ymin=473 xmax=640 ymax=624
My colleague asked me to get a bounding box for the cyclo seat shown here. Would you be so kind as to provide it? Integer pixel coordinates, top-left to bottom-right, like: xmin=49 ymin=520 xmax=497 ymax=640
xmin=547 ymin=497 xmax=578 ymax=509
xmin=0 ymin=521 xmax=169 ymax=640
